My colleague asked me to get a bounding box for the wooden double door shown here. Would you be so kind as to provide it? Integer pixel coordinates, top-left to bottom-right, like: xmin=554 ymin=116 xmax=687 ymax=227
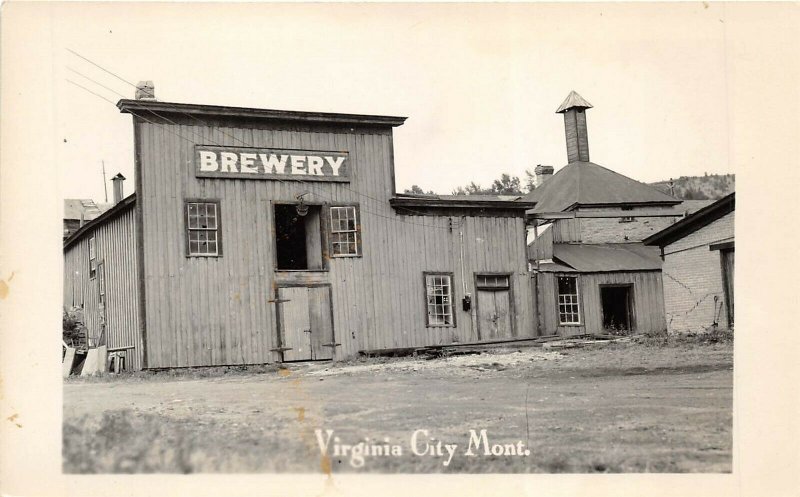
xmin=277 ymin=285 xmax=335 ymax=362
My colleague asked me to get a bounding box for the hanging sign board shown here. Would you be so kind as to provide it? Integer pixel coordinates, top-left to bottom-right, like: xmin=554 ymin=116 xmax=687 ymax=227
xmin=194 ymin=145 xmax=350 ymax=182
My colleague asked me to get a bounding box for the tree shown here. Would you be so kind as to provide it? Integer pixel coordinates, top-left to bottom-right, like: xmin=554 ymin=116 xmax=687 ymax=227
xmin=523 ymin=169 xmax=536 ymax=193
xmin=452 ymin=174 xmax=526 ymax=196
xmin=491 ymin=174 xmax=523 ymax=195
xmin=404 ymin=185 xmax=435 ymax=195
xmin=452 ymin=181 xmax=492 ymax=195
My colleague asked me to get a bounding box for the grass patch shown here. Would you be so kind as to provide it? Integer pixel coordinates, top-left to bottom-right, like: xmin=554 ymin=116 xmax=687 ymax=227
xmin=631 ymin=327 xmax=734 ymax=347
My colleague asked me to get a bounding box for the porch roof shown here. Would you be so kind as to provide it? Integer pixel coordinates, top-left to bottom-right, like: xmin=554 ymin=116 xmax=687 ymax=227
xmin=549 ymin=243 xmax=662 ymax=273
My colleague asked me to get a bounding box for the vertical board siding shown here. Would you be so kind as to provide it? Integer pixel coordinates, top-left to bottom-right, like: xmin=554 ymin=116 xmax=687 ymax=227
xmin=136 ymin=116 xmax=532 ymax=367
xmin=63 ymin=207 xmax=143 ymax=370
xmin=536 ymin=271 xmax=666 ymax=336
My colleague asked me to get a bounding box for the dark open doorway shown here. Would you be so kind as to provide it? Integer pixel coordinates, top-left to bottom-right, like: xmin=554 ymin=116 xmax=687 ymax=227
xmin=274 ymin=204 xmax=323 ymax=270
xmin=600 ymin=285 xmax=634 ymax=332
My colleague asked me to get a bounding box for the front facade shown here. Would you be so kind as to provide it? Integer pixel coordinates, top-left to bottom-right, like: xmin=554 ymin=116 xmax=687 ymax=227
xmin=64 ymin=88 xmax=536 ymax=370
xmin=644 ymin=193 xmax=735 ymax=333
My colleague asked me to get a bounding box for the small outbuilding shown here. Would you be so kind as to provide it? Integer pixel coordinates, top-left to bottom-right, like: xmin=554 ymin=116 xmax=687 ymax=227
xmin=524 ymin=91 xmax=692 ymax=337
xmin=644 ymin=193 xmax=735 ymax=333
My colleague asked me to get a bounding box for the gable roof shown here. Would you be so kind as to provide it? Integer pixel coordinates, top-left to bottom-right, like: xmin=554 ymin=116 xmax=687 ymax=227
xmin=521 ymin=161 xmax=681 ymax=213
xmin=643 ymin=192 xmax=735 ymax=248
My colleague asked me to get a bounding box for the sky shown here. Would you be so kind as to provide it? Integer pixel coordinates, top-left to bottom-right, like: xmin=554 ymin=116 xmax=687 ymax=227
xmin=52 ymin=2 xmax=736 ymax=201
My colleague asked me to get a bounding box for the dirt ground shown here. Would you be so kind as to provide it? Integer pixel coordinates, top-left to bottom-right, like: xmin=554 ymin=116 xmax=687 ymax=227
xmin=63 ymin=341 xmax=733 ymax=473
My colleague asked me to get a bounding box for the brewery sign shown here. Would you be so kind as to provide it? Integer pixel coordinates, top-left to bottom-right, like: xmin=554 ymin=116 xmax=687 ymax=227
xmin=195 ymin=145 xmax=350 ymax=182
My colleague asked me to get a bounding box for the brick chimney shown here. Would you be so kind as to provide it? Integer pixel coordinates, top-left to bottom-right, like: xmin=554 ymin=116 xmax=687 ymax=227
xmin=112 ymin=173 xmax=126 ymax=204
xmin=556 ymin=91 xmax=592 ymax=163
xmin=135 ymin=81 xmax=155 ymax=100
xmin=534 ymin=164 xmax=554 ymax=187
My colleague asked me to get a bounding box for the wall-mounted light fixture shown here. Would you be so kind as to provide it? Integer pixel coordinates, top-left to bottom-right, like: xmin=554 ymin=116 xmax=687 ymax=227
xmin=295 ymin=192 xmax=310 ymax=216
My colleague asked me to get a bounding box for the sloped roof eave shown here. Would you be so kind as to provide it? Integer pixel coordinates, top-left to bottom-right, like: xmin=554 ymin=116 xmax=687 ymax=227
xmin=63 ymin=194 xmax=137 ymax=250
xmin=552 ymin=243 xmax=663 ymax=272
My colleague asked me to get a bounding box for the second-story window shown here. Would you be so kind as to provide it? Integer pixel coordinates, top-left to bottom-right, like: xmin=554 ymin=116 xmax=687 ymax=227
xmin=186 ymin=201 xmax=222 ymax=256
xmin=330 ymin=205 xmax=361 ymax=257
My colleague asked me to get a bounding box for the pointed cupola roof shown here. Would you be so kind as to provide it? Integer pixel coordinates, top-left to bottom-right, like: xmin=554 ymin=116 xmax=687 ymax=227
xmin=555 ymin=91 xmax=593 ymax=113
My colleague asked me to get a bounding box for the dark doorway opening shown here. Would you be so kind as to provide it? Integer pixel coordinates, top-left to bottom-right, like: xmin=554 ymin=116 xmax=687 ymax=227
xmin=274 ymin=204 xmax=323 ymax=270
xmin=600 ymin=285 xmax=633 ymax=332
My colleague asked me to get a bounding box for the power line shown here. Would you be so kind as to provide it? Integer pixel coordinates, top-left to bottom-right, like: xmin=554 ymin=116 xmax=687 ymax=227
xmin=65 ymin=74 xmax=454 ymax=232
xmin=65 ymin=51 xmax=458 ymax=226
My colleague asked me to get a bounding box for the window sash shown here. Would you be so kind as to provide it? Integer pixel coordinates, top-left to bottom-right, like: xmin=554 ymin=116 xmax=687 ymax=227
xmin=425 ymin=274 xmax=454 ymax=327
xmin=557 ymin=276 xmax=581 ymax=324
xmin=330 ymin=206 xmax=359 ymax=257
xmin=88 ymin=236 xmax=97 ymax=279
xmin=186 ymin=201 xmax=221 ymax=256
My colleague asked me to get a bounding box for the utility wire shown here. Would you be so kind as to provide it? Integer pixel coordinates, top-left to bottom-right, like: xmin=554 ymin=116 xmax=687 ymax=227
xmin=66 ymin=48 xmax=463 ymax=223
xmin=66 ymin=51 xmax=460 ymax=226
xmin=65 ymin=72 xmax=454 ymax=231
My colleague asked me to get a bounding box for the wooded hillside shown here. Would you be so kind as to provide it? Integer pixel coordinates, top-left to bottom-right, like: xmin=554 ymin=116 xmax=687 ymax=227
xmin=649 ymin=174 xmax=735 ymax=200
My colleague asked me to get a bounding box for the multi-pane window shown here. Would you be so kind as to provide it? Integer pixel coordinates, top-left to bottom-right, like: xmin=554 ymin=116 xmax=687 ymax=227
xmin=557 ymin=276 xmax=581 ymax=324
xmin=330 ymin=206 xmax=360 ymax=257
xmin=425 ymin=273 xmax=454 ymax=327
xmin=186 ymin=201 xmax=221 ymax=256
xmin=88 ymin=236 xmax=97 ymax=279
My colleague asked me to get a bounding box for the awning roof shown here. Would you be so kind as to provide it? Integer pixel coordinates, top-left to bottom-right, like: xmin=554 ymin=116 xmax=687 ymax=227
xmin=547 ymin=243 xmax=662 ymax=272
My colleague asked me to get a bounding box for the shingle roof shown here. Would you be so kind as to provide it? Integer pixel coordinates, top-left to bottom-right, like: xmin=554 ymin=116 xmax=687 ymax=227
xmin=521 ymin=161 xmax=681 ymax=213
xmin=550 ymin=243 xmax=662 ymax=272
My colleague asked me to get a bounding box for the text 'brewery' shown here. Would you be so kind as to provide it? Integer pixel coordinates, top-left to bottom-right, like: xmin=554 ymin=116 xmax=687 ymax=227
xmin=195 ymin=146 xmax=349 ymax=181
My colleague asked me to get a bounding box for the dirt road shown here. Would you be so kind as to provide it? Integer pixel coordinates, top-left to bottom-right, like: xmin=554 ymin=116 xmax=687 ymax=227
xmin=63 ymin=342 xmax=732 ymax=473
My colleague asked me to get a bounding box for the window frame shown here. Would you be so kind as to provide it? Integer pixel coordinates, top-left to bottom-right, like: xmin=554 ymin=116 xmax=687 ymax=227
xmin=88 ymin=236 xmax=97 ymax=280
xmin=328 ymin=204 xmax=362 ymax=258
xmin=184 ymin=199 xmax=223 ymax=258
xmin=423 ymin=271 xmax=456 ymax=328
xmin=97 ymin=260 xmax=106 ymax=303
xmin=556 ymin=274 xmax=582 ymax=325
xmin=272 ymin=201 xmax=328 ymax=272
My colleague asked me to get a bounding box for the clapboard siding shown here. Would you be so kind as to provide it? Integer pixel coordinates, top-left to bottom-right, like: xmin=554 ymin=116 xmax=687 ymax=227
xmin=63 ymin=205 xmax=143 ymax=370
xmin=536 ymin=271 xmax=665 ymax=336
xmin=135 ymin=115 xmax=532 ymax=367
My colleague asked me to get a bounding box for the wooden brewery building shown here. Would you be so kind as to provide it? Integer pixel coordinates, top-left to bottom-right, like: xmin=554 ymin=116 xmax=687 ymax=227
xmin=524 ymin=91 xmax=699 ymax=336
xmin=63 ymin=83 xmax=538 ymax=370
